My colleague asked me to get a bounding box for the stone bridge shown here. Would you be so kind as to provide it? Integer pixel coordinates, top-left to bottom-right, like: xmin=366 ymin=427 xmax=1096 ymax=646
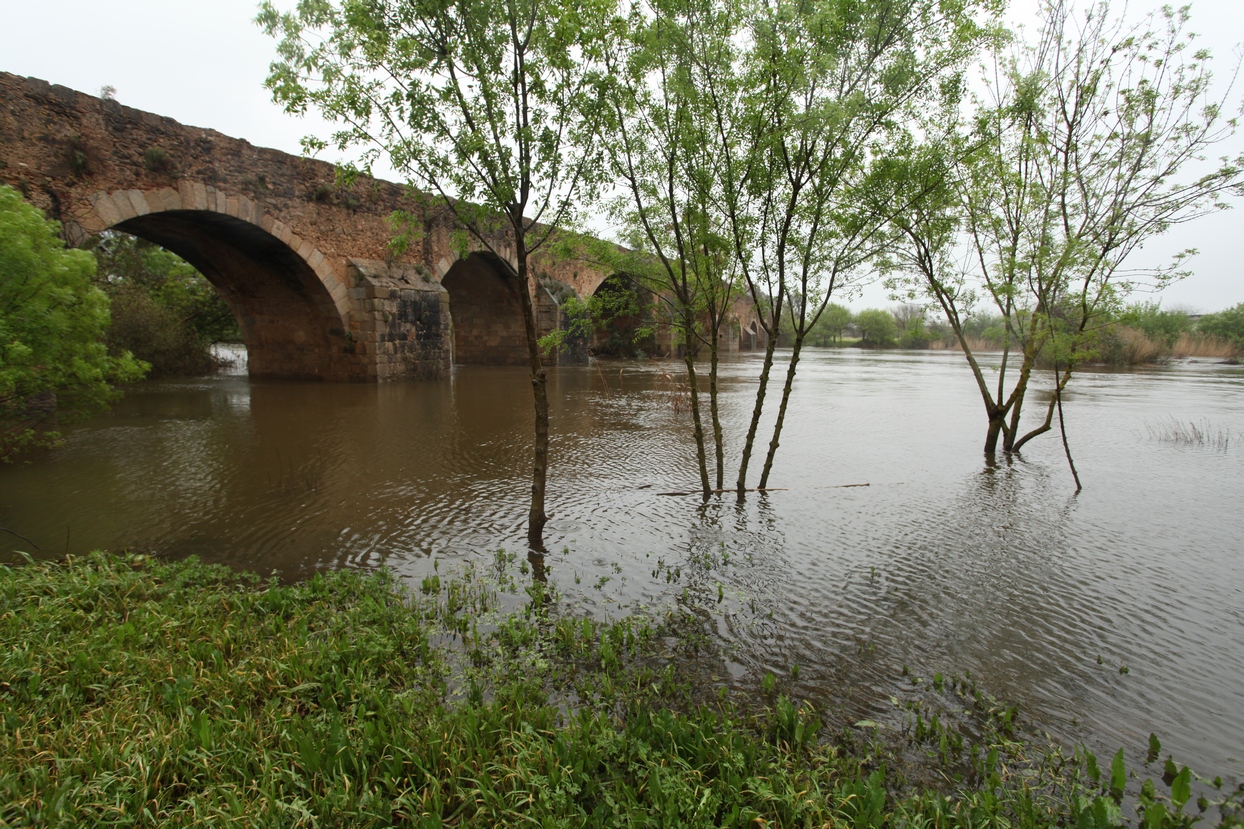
xmin=0 ymin=72 xmax=763 ymax=380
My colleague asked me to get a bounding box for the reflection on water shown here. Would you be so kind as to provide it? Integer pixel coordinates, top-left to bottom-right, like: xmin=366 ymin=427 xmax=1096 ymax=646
xmin=2 ymin=349 xmax=1242 ymax=779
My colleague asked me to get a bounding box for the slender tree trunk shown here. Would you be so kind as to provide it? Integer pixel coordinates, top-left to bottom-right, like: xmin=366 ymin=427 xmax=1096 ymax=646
xmin=758 ymin=333 xmax=804 ymax=489
xmin=680 ymin=308 xmax=711 ymax=495
xmin=736 ymin=318 xmax=779 ymax=496
xmin=1002 ymin=365 xmax=1033 ymax=453
xmin=514 ymin=242 xmax=549 ymax=548
xmin=1012 ymin=362 xmax=1069 ymax=453
xmin=709 ymin=334 xmax=724 ymax=491
xmin=1052 ymin=363 xmax=1081 ymax=491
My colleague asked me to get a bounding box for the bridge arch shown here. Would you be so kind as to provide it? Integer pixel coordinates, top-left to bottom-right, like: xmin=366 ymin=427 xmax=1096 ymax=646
xmin=68 ymin=184 xmax=355 ymax=380
xmin=437 ymin=252 xmax=528 ymax=366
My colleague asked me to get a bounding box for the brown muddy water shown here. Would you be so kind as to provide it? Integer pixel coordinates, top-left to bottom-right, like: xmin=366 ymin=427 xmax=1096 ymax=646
xmin=2 ymin=348 xmax=1242 ymax=779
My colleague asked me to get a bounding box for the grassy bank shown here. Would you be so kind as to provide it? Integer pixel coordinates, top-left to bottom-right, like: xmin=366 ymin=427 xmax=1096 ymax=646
xmin=2 ymin=553 xmax=1239 ymax=827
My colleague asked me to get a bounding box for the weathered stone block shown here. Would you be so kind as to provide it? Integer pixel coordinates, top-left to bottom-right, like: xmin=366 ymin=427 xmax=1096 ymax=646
xmin=112 ymin=190 xmax=137 ymax=221
xmin=237 ymin=194 xmax=255 ymax=223
xmin=89 ymin=192 xmax=122 ymax=227
xmin=157 ymin=187 xmax=181 ymax=212
xmin=127 ymin=190 xmax=151 ymax=216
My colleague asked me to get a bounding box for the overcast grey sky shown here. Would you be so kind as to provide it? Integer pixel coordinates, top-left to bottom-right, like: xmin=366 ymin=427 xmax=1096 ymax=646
xmin=4 ymin=0 xmax=1242 ymax=313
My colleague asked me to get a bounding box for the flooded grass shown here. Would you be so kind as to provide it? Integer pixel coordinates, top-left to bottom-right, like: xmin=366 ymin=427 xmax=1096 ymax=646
xmin=1144 ymin=417 xmax=1237 ymax=450
xmin=2 ymin=553 xmax=1241 ymax=827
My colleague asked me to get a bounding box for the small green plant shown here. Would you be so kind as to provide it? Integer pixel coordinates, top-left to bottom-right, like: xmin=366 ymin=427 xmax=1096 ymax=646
xmin=311 ymin=181 xmax=335 ymax=203
xmin=142 ymin=146 xmax=171 ymax=173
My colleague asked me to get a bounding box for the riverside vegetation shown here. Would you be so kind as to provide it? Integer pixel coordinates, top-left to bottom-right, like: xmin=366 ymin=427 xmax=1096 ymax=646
xmin=2 ymin=552 xmax=1242 ymax=827
xmin=795 ymin=302 xmax=1243 ymax=365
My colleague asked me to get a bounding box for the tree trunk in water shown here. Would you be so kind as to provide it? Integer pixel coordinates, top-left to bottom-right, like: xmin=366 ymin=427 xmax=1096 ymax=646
xmin=1053 ymin=364 xmax=1082 ymax=492
xmin=681 ymin=310 xmax=711 ymax=495
xmin=736 ymin=323 xmax=780 ymax=496
xmin=998 ymin=362 xmax=1036 ymax=453
xmin=984 ymin=415 xmax=1005 ymax=454
xmin=515 ymin=249 xmax=549 ymax=548
xmin=758 ymin=334 xmax=804 ymax=490
xmin=709 ymin=338 xmax=724 ymax=491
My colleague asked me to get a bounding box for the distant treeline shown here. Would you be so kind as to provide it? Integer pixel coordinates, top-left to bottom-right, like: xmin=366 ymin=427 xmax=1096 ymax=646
xmin=793 ymin=301 xmax=1243 ymax=364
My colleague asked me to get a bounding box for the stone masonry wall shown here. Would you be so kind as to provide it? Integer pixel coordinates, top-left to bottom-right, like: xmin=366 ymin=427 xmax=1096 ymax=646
xmin=0 ymin=71 xmax=759 ymax=376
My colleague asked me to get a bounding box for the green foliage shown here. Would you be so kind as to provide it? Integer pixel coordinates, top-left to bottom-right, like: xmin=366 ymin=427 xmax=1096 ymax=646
xmin=899 ymin=319 xmax=933 ymax=349
xmin=91 ymin=233 xmax=240 ymax=377
xmin=0 ymin=186 xmax=146 ymax=460
xmin=893 ymin=306 xmax=935 ymax=349
xmin=585 ymin=275 xmax=656 ymax=357
xmin=856 ymin=308 xmax=898 ymax=347
xmin=259 ymin=0 xmax=611 ymax=246
xmin=961 ymin=312 xmax=1012 ymax=349
xmin=1197 ymin=303 xmax=1244 ymax=350
xmin=142 ymin=147 xmax=172 ymax=173
xmin=65 ymin=135 xmax=91 ymax=178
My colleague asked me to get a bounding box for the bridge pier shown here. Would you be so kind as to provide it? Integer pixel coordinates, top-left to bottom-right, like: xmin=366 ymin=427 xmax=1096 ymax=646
xmin=346 ymin=260 xmax=451 ymax=380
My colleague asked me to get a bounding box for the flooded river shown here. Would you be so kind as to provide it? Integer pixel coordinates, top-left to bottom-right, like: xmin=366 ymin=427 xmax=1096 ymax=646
xmin=2 ymin=348 xmax=1242 ymax=779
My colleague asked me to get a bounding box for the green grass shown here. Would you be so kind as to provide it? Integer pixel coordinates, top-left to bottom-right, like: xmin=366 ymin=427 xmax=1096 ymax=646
xmin=1 ymin=552 xmax=1239 ymax=827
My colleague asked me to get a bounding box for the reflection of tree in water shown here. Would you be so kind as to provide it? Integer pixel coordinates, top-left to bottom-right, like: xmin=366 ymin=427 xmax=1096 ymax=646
xmin=867 ymin=462 xmax=1095 ymax=729
xmin=651 ymin=462 xmax=1105 ymax=734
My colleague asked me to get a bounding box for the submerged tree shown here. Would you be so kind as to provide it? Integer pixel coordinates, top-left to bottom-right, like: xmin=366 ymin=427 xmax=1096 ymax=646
xmin=603 ymin=0 xmax=992 ymax=496
xmin=722 ymin=0 xmax=996 ymax=492
xmin=885 ymin=0 xmax=1244 ymax=464
xmin=0 ymin=186 xmax=146 ymax=460
xmin=604 ymin=0 xmax=745 ymax=494
xmin=260 ymin=0 xmax=613 ymax=546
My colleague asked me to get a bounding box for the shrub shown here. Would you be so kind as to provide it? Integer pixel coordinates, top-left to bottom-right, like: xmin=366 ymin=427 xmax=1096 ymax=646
xmin=105 ymin=288 xmax=220 ymax=376
xmin=0 ymin=186 xmax=145 ymax=459
xmin=142 ymin=147 xmax=172 ymax=173
xmin=1118 ymin=302 xmax=1191 ymax=349
xmin=91 ymin=233 xmax=241 ymax=377
xmin=65 ymin=135 xmax=91 ymax=178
